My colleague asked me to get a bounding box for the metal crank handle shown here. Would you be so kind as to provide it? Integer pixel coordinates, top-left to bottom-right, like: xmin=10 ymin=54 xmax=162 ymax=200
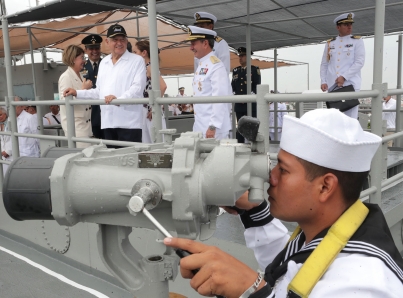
xmin=142 ymin=208 xmax=225 ymax=298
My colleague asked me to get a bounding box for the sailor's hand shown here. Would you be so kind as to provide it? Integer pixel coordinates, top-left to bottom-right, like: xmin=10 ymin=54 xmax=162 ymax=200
xmin=63 ymin=88 xmax=77 ymax=97
xmin=82 ymin=78 xmax=92 ymax=90
xmin=335 ymin=76 xmax=345 ymax=87
xmin=2 ymin=151 xmax=9 ymax=158
xmin=321 ymin=84 xmax=328 ymax=92
xmin=163 ymin=237 xmax=259 ymax=298
xmin=221 ymin=191 xmax=260 ymax=215
xmin=105 ymin=95 xmax=117 ymax=104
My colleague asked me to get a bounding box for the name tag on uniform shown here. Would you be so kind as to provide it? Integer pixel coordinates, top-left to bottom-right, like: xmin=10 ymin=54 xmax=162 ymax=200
xmin=233 ymin=74 xmax=238 ymax=80
xmin=199 ymin=68 xmax=208 ymax=75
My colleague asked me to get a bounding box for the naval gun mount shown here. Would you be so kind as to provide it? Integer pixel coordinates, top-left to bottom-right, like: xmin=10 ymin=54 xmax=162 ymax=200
xmin=3 ymin=119 xmax=269 ymax=297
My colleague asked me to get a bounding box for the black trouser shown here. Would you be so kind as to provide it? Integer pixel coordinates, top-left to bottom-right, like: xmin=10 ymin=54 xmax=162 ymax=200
xmin=235 ymin=105 xmax=257 ymax=143
xmin=103 ymin=128 xmax=142 ymax=148
xmin=92 ymin=125 xmax=104 ymax=139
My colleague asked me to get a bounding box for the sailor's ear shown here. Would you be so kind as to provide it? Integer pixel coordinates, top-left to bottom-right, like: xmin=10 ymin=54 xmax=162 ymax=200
xmin=317 ymin=173 xmax=339 ymax=203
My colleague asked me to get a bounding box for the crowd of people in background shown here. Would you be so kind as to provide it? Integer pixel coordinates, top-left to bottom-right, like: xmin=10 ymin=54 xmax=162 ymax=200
xmin=5 ymin=12 xmax=287 ymax=157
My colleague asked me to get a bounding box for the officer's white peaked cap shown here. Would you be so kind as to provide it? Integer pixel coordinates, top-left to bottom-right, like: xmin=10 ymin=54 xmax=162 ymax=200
xmin=334 ymin=12 xmax=355 ymax=25
xmin=280 ymin=109 xmax=381 ymax=172
xmin=186 ymin=26 xmax=216 ymax=40
xmin=194 ymin=12 xmax=217 ymax=24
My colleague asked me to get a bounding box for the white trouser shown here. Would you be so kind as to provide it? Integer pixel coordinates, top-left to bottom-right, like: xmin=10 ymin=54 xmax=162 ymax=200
xmin=343 ymin=105 xmax=359 ymax=119
xmin=269 ymin=132 xmax=282 ymax=141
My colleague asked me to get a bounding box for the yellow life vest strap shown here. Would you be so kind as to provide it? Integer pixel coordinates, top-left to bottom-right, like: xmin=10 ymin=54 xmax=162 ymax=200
xmin=287 ymin=200 xmax=369 ymax=298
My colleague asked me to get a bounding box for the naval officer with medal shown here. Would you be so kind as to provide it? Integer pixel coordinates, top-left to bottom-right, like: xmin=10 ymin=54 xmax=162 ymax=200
xmin=187 ymin=26 xmax=232 ymax=140
xmin=320 ymin=12 xmax=365 ymax=119
xmin=192 ymin=12 xmax=230 ymax=75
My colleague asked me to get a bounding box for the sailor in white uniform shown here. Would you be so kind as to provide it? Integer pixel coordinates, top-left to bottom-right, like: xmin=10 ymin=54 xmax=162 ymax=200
xmin=14 ymin=97 xmax=40 ymax=157
xmin=164 ymin=109 xmax=403 ymax=298
xmin=193 ymin=12 xmax=230 ymax=75
xmin=320 ymin=12 xmax=365 ymax=119
xmin=269 ymin=102 xmax=287 ymax=141
xmin=187 ymin=26 xmax=232 ymax=140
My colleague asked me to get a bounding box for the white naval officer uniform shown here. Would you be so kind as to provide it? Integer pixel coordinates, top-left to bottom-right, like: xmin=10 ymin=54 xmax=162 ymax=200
xmin=383 ymin=97 xmax=397 ymax=147
xmin=194 ymin=38 xmax=230 ymax=75
xmin=269 ymin=102 xmax=287 ymax=141
xmin=320 ymin=35 xmax=365 ymax=118
xmin=192 ymin=51 xmax=232 ymax=139
xmin=383 ymin=98 xmax=397 ymax=130
xmin=192 ymin=12 xmax=230 ymax=75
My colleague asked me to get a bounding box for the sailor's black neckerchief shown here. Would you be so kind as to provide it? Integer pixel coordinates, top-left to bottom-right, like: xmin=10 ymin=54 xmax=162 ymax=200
xmin=242 ymin=202 xmax=403 ymax=298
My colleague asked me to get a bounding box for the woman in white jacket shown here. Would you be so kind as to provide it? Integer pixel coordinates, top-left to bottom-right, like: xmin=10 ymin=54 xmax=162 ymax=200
xmin=58 ymin=45 xmax=93 ymax=148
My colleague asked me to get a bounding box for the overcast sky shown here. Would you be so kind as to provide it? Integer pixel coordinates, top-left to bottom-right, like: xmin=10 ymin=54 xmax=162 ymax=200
xmin=5 ymin=0 xmax=402 ymax=96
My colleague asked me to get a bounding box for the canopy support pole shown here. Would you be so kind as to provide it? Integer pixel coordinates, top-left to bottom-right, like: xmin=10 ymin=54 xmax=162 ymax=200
xmin=2 ymin=16 xmax=20 ymax=159
xmin=28 ymin=28 xmax=44 ymax=134
xmin=370 ymin=0 xmax=386 ymax=206
xmin=148 ymin=0 xmax=163 ymax=143
xmin=396 ymin=34 xmax=402 ymax=146
xmin=246 ymin=0 xmax=252 ymax=116
xmin=274 ymin=48 xmax=278 ymax=141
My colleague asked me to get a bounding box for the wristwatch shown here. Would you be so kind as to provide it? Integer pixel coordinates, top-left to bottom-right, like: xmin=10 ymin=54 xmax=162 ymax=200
xmin=208 ymin=125 xmax=216 ymax=131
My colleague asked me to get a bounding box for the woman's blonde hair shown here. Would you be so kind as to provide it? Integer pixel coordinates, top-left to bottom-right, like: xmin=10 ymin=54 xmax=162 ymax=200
xmin=62 ymin=45 xmax=84 ymax=67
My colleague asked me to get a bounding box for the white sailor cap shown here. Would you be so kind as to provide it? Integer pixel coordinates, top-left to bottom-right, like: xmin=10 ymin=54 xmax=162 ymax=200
xmin=186 ymin=26 xmax=216 ymax=41
xmin=280 ymin=109 xmax=381 ymax=172
xmin=334 ymin=12 xmax=355 ymax=25
xmin=194 ymin=12 xmax=217 ymax=25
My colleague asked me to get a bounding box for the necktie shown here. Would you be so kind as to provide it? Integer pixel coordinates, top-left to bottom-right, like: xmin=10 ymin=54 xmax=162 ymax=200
xmin=93 ymin=62 xmax=98 ymax=76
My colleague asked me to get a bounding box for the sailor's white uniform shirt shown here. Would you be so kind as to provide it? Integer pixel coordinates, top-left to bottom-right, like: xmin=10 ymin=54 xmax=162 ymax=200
xmin=194 ymin=37 xmax=230 ymax=75
xmin=320 ymin=35 xmax=365 ymax=91
xmin=243 ymin=204 xmax=403 ymax=298
xmin=269 ymin=102 xmax=287 ymax=133
xmin=17 ymin=110 xmax=40 ymax=157
xmin=44 ymin=112 xmax=61 ymax=125
xmin=76 ymin=50 xmax=146 ymax=129
xmin=192 ymin=51 xmax=232 ymax=138
xmin=383 ymin=98 xmax=397 ymax=129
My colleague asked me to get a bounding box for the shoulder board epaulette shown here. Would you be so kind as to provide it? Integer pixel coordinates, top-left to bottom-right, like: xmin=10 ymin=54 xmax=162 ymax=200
xmin=210 ymin=56 xmax=221 ymax=64
xmin=215 ymin=36 xmax=223 ymax=42
xmin=327 ymin=37 xmax=336 ymax=42
xmin=351 ymin=35 xmax=362 ymax=39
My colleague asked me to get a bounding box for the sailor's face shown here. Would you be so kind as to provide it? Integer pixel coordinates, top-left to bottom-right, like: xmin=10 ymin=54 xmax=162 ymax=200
xmin=268 ymin=150 xmax=318 ymax=222
xmin=85 ymin=46 xmax=101 ymax=62
xmin=50 ymin=105 xmax=59 ymax=115
xmin=190 ymin=40 xmax=207 ymax=59
xmin=107 ymin=35 xmax=128 ymax=57
xmin=337 ymin=23 xmax=353 ymax=37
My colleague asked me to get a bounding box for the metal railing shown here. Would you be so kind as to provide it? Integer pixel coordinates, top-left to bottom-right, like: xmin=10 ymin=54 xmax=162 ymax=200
xmin=2 ymin=84 xmax=403 ymax=212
